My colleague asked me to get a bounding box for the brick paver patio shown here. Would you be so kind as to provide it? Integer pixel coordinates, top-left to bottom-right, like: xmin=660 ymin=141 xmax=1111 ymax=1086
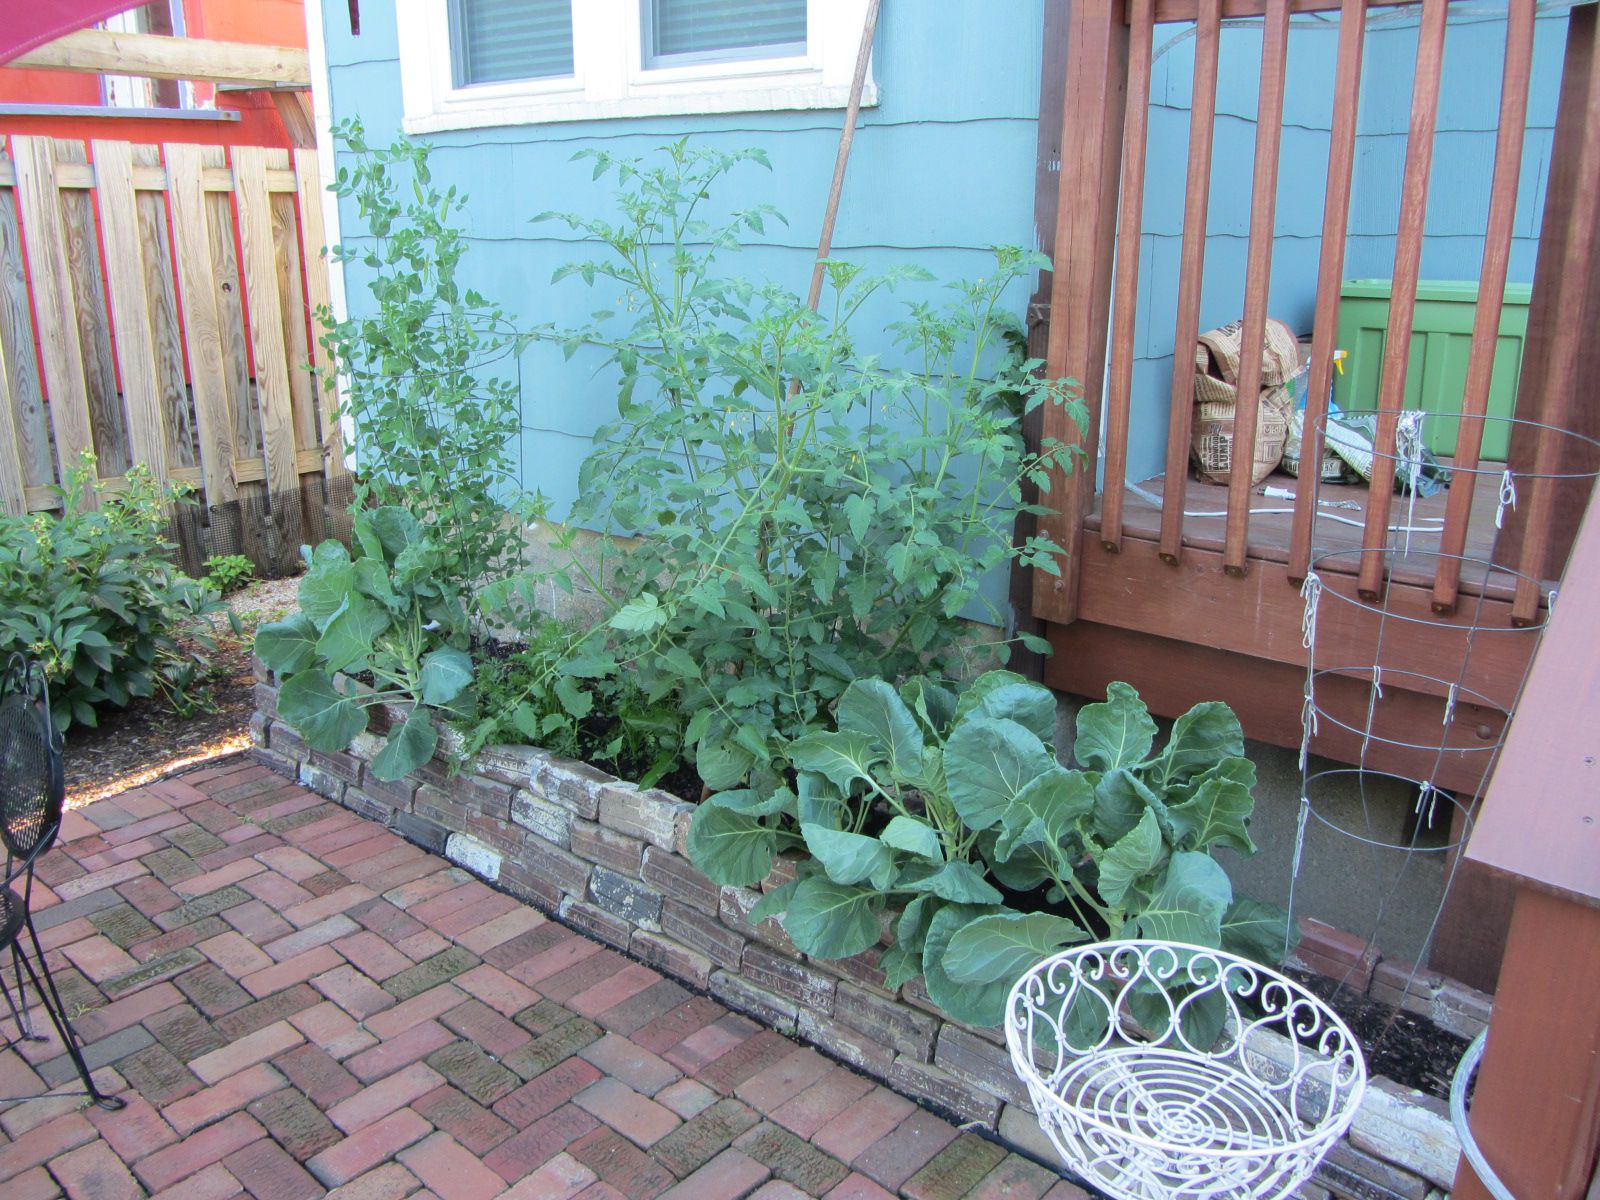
xmin=0 ymin=755 xmax=1088 ymax=1200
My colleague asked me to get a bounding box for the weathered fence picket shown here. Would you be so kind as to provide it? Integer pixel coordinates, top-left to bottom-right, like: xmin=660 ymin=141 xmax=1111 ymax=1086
xmin=0 ymin=134 xmax=338 ymax=573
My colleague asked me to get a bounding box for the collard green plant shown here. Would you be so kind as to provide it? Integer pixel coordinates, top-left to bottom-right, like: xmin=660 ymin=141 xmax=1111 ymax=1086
xmin=255 ymin=507 xmax=474 ymax=781
xmin=688 ymin=673 xmax=1294 ymax=1027
xmin=0 ymin=454 xmax=230 ymax=731
xmin=321 ymin=120 xmax=538 ymax=588
xmin=532 ymin=142 xmax=1085 ymax=789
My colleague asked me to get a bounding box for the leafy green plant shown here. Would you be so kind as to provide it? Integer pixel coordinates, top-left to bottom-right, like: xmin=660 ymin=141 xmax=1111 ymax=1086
xmin=687 ymin=672 xmax=1293 ymax=1027
xmin=531 ymin=142 xmax=1084 ymax=788
xmin=0 ymin=454 xmax=229 ymax=731
xmin=254 ymin=507 xmax=474 ymax=781
xmin=321 ymin=120 xmax=539 ymax=588
xmin=200 ymin=554 xmax=254 ymax=596
xmin=468 ymin=616 xmax=685 ymax=789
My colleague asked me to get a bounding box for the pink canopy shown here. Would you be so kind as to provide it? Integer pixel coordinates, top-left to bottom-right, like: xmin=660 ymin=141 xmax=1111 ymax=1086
xmin=0 ymin=1 xmax=143 ymax=66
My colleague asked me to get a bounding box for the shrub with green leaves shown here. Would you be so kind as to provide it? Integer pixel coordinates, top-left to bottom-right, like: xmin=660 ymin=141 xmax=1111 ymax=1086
xmin=0 ymin=455 xmax=227 ymax=731
xmin=534 ymin=142 xmax=1085 ymax=789
xmin=322 ymin=120 xmax=538 ymax=588
xmin=687 ymin=673 xmax=1294 ymax=1027
xmin=255 ymin=507 xmax=474 ymax=781
xmin=200 ymin=554 xmax=255 ymax=596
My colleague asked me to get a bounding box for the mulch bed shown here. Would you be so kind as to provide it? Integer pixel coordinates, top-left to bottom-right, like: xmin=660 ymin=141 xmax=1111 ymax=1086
xmin=62 ymin=576 xmax=298 ymax=807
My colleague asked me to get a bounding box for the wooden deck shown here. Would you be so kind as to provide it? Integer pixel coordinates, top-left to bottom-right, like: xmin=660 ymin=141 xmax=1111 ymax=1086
xmin=1088 ymin=467 xmax=1542 ymax=603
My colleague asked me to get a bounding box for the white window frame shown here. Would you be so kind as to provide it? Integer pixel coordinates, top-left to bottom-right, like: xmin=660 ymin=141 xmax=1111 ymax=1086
xmin=397 ymin=0 xmax=877 ymax=134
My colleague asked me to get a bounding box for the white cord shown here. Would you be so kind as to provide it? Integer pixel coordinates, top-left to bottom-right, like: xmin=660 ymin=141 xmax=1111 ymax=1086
xmin=1495 ymin=469 xmax=1517 ymax=530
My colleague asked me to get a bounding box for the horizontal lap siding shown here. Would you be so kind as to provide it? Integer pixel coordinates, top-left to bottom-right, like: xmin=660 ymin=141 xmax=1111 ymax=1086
xmin=320 ymin=2 xmax=1047 ymax=526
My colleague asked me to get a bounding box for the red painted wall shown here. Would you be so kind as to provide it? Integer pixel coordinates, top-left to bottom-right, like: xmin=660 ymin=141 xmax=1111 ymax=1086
xmin=0 ymin=0 xmax=308 ymax=148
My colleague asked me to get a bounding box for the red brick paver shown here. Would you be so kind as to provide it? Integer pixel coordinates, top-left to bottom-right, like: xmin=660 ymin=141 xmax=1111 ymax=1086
xmin=0 ymin=755 xmax=1081 ymax=1200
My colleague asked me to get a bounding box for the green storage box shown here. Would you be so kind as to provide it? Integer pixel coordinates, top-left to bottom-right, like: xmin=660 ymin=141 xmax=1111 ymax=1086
xmin=1333 ymin=279 xmax=1531 ymax=462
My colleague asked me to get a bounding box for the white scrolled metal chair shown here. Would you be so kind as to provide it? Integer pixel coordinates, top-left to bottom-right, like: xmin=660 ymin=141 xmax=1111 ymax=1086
xmin=1006 ymin=941 xmax=1366 ymax=1200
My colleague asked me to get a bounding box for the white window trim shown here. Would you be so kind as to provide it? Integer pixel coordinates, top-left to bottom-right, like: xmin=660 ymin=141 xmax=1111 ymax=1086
xmin=397 ymin=0 xmax=877 ymax=134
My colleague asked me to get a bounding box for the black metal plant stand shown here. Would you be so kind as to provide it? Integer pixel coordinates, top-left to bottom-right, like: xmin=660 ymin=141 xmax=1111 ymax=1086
xmin=0 ymin=654 xmax=124 ymax=1110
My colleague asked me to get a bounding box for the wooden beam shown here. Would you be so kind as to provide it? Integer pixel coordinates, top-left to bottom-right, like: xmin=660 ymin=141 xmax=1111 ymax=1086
xmin=1033 ymin=0 xmax=1129 ymax=625
xmin=10 ymin=30 xmax=309 ymax=88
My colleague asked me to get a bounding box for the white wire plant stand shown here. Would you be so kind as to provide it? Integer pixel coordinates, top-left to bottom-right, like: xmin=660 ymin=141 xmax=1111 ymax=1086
xmin=1006 ymin=941 xmax=1366 ymax=1200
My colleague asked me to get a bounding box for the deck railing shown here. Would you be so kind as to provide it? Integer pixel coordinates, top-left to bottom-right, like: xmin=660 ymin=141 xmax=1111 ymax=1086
xmin=1034 ymin=0 xmax=1597 ymax=633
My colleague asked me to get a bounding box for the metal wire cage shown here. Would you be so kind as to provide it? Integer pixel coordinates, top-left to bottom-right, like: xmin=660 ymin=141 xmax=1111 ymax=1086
xmin=1005 ymin=941 xmax=1366 ymax=1200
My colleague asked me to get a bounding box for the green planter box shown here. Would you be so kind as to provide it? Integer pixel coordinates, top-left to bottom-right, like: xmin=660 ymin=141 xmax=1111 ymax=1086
xmin=1334 ymin=279 xmax=1531 ymax=462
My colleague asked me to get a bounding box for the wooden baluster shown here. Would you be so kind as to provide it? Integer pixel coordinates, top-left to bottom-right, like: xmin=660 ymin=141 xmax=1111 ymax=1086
xmin=1100 ymin=0 xmax=1155 ymax=554
xmin=1157 ymin=0 xmax=1222 ymax=565
xmin=1222 ymin=0 xmax=1291 ymax=576
xmin=1032 ymin=0 xmax=1129 ymax=624
xmin=1504 ymin=1 xmax=1600 ymax=625
xmin=1356 ymin=0 xmax=1448 ymax=600
xmin=1430 ymin=0 xmax=1535 ymax=613
xmin=1289 ymin=0 xmax=1369 ymax=582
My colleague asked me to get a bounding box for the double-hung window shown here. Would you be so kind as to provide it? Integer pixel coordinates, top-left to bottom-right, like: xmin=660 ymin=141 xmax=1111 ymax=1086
xmin=397 ymin=0 xmax=877 ymax=133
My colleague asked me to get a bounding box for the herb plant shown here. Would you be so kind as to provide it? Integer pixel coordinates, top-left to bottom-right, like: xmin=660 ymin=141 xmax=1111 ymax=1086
xmin=255 ymin=507 xmax=474 ymax=781
xmin=534 ymin=142 xmax=1085 ymax=789
xmin=688 ymin=673 xmax=1294 ymax=1027
xmin=0 ymin=454 xmax=229 ymax=731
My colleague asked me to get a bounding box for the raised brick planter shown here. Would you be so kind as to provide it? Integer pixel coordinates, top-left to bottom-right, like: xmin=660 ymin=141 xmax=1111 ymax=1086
xmin=251 ymin=679 xmax=1469 ymax=1200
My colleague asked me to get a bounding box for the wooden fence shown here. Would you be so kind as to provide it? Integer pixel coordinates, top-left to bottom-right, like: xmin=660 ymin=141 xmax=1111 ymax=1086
xmin=0 ymin=135 xmax=343 ymax=574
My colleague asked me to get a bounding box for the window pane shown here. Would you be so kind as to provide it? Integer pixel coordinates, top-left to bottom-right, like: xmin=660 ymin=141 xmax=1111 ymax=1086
xmin=451 ymin=0 xmax=574 ymax=87
xmin=648 ymin=0 xmax=806 ymax=64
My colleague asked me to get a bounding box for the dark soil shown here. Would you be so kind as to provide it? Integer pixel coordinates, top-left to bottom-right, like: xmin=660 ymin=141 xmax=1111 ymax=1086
xmin=1289 ymin=967 xmax=1469 ymax=1100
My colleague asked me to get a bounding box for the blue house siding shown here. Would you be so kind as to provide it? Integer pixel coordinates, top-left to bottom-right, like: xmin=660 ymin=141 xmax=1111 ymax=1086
xmin=319 ymin=1 xmax=1049 ymax=521
xmin=318 ymin=4 xmax=1563 ymax=520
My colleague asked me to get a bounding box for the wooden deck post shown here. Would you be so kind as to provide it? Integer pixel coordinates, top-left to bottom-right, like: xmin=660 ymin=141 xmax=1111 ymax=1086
xmin=1032 ymin=0 xmax=1128 ymax=626
xmin=1455 ymin=494 xmax=1600 ymax=1199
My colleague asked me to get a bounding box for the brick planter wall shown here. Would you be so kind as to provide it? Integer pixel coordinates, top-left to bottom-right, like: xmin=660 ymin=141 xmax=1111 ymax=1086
xmin=251 ymin=680 xmax=1469 ymax=1200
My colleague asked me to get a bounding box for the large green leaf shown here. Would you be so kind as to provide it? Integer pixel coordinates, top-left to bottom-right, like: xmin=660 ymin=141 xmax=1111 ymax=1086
xmin=419 ymin=646 xmax=474 ymax=706
xmin=794 ymin=772 xmax=845 ymax=829
xmin=1221 ymin=896 xmax=1297 ymax=964
xmin=278 ymin=669 xmax=369 ymax=752
xmin=900 ymin=678 xmax=957 ymax=738
xmin=1096 ymin=808 xmax=1167 ymax=907
xmin=787 ymin=730 xmax=879 ymax=791
xmin=697 ymin=737 xmax=756 ymax=791
xmin=1092 ymin=767 xmax=1168 ymax=845
xmin=802 ymin=825 xmax=897 ymax=890
xmin=893 ymin=894 xmax=941 ymax=955
xmin=783 ymin=877 xmax=882 ymax=959
xmin=836 ymin=679 xmax=924 ymax=778
xmin=1168 ymin=759 xmax=1257 ymax=855
xmin=370 ymin=710 xmax=439 ymax=781
xmin=355 ymin=506 xmax=423 ymax=562
xmin=897 ymin=861 xmax=1003 ymax=905
xmin=921 ymin=903 xmax=1010 ymax=1027
xmin=1133 ymin=851 xmax=1233 ymax=946
xmin=1154 ymin=701 xmax=1245 ymax=788
xmin=609 ymin=591 xmax=668 ymax=632
xmin=880 ymin=815 xmax=942 ymax=863
xmin=315 ymin=593 xmax=390 ymax=673
xmin=984 ymin=838 xmax=1054 ymax=891
xmin=942 ymin=911 xmax=1087 ymax=986
xmin=254 ymin=611 xmax=319 ymax=675
xmin=686 ymin=804 xmax=780 ymax=886
xmin=952 ymin=671 xmax=1057 ymax=743
xmin=706 ymin=787 xmax=796 ymax=818
xmin=1074 ymin=681 xmax=1157 ymax=772
xmin=942 ymin=717 xmax=1054 ymax=832
xmin=298 ymin=542 xmax=356 ymax=628
xmin=994 ymin=767 xmax=1095 ymax=861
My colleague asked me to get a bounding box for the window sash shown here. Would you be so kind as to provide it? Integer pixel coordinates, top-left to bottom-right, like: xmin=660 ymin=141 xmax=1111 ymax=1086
xmin=449 ymin=0 xmax=576 ymax=88
xmin=640 ymin=0 xmax=807 ymax=70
